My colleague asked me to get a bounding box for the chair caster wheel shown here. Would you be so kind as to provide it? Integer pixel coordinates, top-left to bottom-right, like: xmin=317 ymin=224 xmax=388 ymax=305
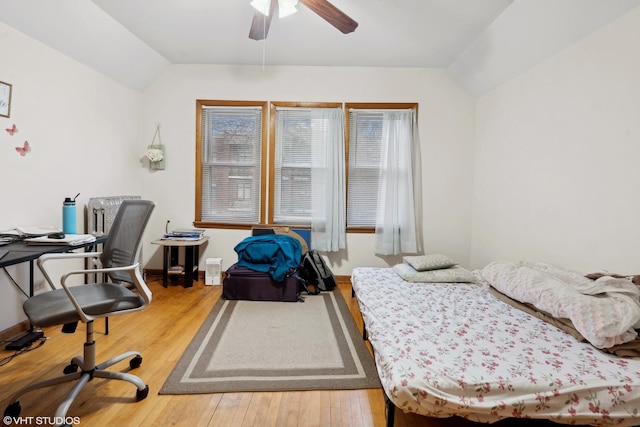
xmin=130 ymin=355 xmax=143 ymax=369
xmin=63 ymin=363 xmax=79 ymax=374
xmin=4 ymin=401 xmax=21 ymax=418
xmin=136 ymin=385 xmax=149 ymax=401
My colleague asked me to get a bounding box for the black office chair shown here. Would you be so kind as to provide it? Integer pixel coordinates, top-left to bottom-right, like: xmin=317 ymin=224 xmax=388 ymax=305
xmin=4 ymin=200 xmax=155 ymax=425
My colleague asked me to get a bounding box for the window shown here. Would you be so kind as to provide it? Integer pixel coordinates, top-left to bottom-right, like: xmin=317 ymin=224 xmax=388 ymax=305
xmin=195 ymin=101 xmax=267 ymax=227
xmin=346 ymin=110 xmax=383 ymax=228
xmin=346 ymin=103 xmax=418 ymax=230
xmin=270 ymin=102 xmax=343 ymax=226
xmin=196 ymin=100 xmax=418 ymax=242
xmin=272 ymin=106 xmax=313 ymax=224
xmin=348 ymin=104 xmax=422 ymax=254
xmin=270 ymin=103 xmax=346 ymax=251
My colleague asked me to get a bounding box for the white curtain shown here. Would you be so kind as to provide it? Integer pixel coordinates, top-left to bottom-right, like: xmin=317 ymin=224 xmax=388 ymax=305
xmin=375 ymin=110 xmax=423 ymax=255
xmin=310 ymin=108 xmax=346 ymax=252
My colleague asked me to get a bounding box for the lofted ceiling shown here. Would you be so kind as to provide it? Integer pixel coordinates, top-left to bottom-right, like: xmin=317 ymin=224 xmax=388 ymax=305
xmin=0 ymin=0 xmax=639 ymax=95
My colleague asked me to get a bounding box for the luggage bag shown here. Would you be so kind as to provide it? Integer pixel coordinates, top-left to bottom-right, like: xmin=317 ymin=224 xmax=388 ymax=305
xmin=222 ymin=263 xmax=300 ymax=302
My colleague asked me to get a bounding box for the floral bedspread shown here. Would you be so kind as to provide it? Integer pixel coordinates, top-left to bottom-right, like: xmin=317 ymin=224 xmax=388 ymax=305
xmin=351 ymin=267 xmax=640 ymax=426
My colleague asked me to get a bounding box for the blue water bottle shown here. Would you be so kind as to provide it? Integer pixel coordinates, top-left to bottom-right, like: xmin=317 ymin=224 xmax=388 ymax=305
xmin=62 ymin=193 xmax=79 ymax=235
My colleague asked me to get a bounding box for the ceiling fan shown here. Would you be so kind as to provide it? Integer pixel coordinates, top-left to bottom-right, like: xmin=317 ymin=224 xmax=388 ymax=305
xmin=249 ymin=0 xmax=358 ymax=41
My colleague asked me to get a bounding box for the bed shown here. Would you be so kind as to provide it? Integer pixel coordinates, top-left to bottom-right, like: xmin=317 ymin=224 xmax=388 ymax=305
xmin=351 ymin=260 xmax=640 ymax=427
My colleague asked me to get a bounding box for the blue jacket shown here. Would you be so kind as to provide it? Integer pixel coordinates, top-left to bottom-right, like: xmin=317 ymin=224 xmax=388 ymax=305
xmin=234 ymin=234 xmax=302 ymax=282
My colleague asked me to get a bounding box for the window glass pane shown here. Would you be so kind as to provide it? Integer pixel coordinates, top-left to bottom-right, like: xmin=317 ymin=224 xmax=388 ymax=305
xmin=201 ymin=107 xmax=262 ymax=223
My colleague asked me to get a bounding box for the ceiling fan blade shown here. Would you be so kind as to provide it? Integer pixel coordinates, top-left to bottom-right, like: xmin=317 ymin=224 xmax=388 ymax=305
xmin=249 ymin=0 xmax=278 ymax=40
xmin=299 ymin=0 xmax=358 ymax=34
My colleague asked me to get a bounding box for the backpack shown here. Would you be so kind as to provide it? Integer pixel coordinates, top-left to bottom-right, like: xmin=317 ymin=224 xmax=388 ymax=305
xmin=298 ymin=250 xmax=337 ymax=294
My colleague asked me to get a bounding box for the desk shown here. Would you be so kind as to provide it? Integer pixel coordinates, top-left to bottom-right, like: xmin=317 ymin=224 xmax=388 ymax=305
xmin=0 ymin=236 xmax=108 ymax=348
xmin=151 ymin=237 xmax=209 ymax=288
xmin=0 ymin=236 xmax=108 ymax=295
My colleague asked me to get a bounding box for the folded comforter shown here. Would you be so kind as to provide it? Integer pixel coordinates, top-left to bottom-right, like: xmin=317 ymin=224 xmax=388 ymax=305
xmin=488 ymin=287 xmax=640 ymax=357
xmin=481 ymin=260 xmax=640 ymax=349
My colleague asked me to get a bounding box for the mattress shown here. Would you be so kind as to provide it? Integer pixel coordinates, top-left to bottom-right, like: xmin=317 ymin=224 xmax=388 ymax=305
xmin=351 ymin=267 xmax=640 ymax=426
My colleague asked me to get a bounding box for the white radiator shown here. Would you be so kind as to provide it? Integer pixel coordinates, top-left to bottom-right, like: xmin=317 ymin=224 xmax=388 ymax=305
xmin=87 ymin=196 xmax=141 ymax=236
xmin=86 ymin=195 xmax=143 ymax=282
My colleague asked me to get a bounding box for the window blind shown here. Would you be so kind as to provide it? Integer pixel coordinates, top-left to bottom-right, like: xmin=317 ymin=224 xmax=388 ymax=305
xmin=201 ymin=106 xmax=262 ymax=224
xmin=273 ymin=107 xmax=342 ymax=225
xmin=273 ymin=108 xmax=314 ymax=224
xmin=347 ymin=110 xmax=383 ymax=227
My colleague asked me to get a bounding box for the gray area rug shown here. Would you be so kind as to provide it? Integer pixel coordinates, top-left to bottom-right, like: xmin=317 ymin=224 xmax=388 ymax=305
xmin=159 ymin=291 xmax=381 ymax=394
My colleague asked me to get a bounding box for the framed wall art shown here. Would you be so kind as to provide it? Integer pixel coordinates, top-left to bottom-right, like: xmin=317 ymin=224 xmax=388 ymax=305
xmin=0 ymin=81 xmax=13 ymax=118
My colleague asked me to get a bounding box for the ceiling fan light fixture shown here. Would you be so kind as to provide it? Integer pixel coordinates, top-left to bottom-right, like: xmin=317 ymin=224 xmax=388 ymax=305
xmin=250 ymin=0 xmax=271 ymax=16
xmin=278 ymin=0 xmax=298 ymax=18
xmin=249 ymin=0 xmax=357 ymax=40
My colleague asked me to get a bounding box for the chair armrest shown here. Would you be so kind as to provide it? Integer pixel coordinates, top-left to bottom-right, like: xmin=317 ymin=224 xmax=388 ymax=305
xmin=61 ymin=263 xmax=138 ymax=282
xmin=37 ymin=251 xmax=102 ymax=290
xmin=59 ymin=263 xmax=150 ymax=323
xmin=38 ymin=251 xmax=102 ymax=263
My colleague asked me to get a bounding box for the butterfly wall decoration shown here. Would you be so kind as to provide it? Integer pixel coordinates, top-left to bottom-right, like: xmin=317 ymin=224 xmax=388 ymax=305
xmin=15 ymin=140 xmax=30 ymax=156
xmin=4 ymin=123 xmax=32 ymax=156
xmin=4 ymin=123 xmax=31 ymax=156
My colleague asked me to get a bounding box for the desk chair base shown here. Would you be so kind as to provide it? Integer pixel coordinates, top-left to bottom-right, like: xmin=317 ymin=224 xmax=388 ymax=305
xmin=3 ymin=322 xmax=149 ymax=426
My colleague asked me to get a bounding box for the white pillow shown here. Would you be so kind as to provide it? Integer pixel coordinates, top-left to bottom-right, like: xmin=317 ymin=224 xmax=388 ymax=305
xmin=393 ymin=263 xmax=476 ymax=283
xmin=403 ymin=254 xmax=456 ymax=271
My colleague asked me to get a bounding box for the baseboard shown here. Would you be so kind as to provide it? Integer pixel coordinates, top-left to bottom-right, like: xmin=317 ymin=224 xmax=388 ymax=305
xmin=0 ymin=320 xmax=30 ymax=343
xmin=336 ymin=275 xmax=351 ymax=285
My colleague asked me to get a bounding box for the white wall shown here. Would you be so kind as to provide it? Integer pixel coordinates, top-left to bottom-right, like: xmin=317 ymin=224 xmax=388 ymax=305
xmin=0 ymin=23 xmax=144 ymax=331
xmin=470 ymin=7 xmax=640 ymax=272
xmin=139 ymin=65 xmax=477 ymax=275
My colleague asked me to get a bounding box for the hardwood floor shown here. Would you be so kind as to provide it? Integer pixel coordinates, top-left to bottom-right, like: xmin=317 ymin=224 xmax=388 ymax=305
xmin=0 ymin=277 xmax=564 ymax=426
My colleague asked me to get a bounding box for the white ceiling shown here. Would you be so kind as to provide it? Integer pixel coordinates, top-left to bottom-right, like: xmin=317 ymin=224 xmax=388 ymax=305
xmin=1 ymin=0 xmax=639 ymax=95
